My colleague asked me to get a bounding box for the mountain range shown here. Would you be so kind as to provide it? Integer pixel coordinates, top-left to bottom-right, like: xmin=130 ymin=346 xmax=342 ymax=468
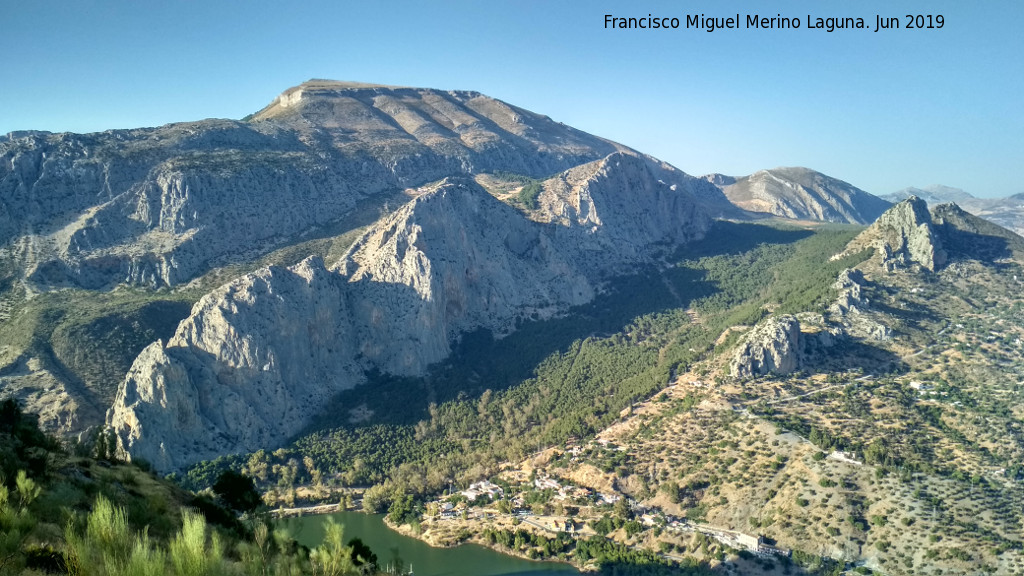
xmin=2 ymin=79 xmax=1024 ymax=575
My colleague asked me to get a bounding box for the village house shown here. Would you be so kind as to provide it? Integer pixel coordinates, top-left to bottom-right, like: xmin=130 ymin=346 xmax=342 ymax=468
xmin=734 ymin=533 xmax=791 ymax=558
xmin=828 ymin=450 xmax=863 ymax=466
xmin=534 ymin=476 xmax=562 ymax=491
xmin=755 ymin=535 xmax=791 ymax=558
xmin=460 ymin=480 xmax=504 ymax=501
xmin=549 ymin=519 xmax=575 ymax=533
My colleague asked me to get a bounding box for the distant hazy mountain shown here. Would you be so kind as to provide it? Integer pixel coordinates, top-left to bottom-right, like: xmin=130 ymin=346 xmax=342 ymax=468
xmin=882 ymin=185 xmax=1024 ymax=236
xmin=703 ymin=167 xmax=891 ymax=224
xmin=882 ymin=184 xmax=976 ymax=205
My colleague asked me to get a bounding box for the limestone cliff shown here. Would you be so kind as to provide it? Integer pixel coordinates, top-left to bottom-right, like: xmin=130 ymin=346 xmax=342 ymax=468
xmin=729 ymin=316 xmax=803 ymax=378
xmin=827 ymin=268 xmax=892 ymax=341
xmin=535 ymin=152 xmax=713 ymax=272
xmin=839 ymin=196 xmax=947 ymax=271
xmin=0 ymin=81 xmax=627 ymax=290
xmin=108 ymin=155 xmax=711 ymax=470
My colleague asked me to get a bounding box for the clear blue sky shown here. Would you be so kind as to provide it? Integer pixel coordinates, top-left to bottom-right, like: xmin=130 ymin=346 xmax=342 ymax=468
xmin=2 ymin=0 xmax=1022 ymax=197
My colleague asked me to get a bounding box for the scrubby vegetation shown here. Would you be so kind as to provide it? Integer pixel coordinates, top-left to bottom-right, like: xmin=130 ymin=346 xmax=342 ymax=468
xmin=0 ymin=399 xmax=386 ymax=575
xmin=517 ymin=181 xmax=544 ymax=209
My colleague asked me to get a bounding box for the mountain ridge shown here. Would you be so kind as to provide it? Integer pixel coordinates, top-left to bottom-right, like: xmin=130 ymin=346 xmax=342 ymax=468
xmin=0 ymin=81 xmax=630 ymax=293
xmin=883 ymin=184 xmax=1024 ymax=237
xmin=108 ymin=153 xmax=712 ymax=470
xmin=703 ymin=166 xmax=892 ymax=224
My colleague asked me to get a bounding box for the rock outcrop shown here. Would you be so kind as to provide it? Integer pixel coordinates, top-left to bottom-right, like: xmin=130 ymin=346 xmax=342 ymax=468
xmin=0 ymin=80 xmax=628 ymax=290
xmin=874 ymin=197 xmax=947 ymax=271
xmin=730 ymin=312 xmax=853 ymax=378
xmin=730 ymin=316 xmax=803 ymax=378
xmin=108 ymin=154 xmax=711 ymax=471
xmin=828 ymin=268 xmax=892 ymax=341
xmin=839 ymin=196 xmax=947 ymax=271
xmin=707 ymin=167 xmax=891 ymax=224
xmin=830 ymin=268 xmax=866 ymax=315
xmin=883 ymin=185 xmax=1024 ymax=238
xmin=840 ymin=196 xmax=1024 ymax=274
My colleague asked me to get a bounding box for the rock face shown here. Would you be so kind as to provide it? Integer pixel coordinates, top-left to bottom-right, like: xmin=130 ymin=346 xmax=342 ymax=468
xmin=534 ymin=153 xmax=713 ymax=272
xmin=108 ymin=256 xmax=362 ymax=469
xmin=841 ymin=196 xmax=947 ymax=271
xmin=707 ymin=167 xmax=891 ymax=224
xmin=828 ymin=268 xmax=892 ymax=341
xmin=884 ymin=185 xmax=1024 ymax=237
xmin=0 ymin=80 xmax=627 ymax=290
xmin=108 ymin=154 xmax=712 ymax=471
xmin=730 ymin=313 xmax=852 ymax=378
xmin=874 ymin=197 xmax=947 ymax=271
xmin=730 ymin=316 xmax=803 ymax=378
xmin=830 ymin=269 xmax=866 ymax=315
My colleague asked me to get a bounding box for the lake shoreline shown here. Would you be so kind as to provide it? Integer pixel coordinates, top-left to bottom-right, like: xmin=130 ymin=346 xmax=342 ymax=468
xmin=385 ymin=515 xmax=588 ymax=571
xmin=279 ymin=509 xmax=582 ymax=576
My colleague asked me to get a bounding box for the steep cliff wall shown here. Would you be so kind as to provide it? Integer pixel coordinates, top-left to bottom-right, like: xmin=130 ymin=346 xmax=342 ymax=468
xmin=839 ymin=196 xmax=947 ymax=271
xmin=108 ymin=155 xmax=711 ymax=470
xmin=0 ymin=81 xmax=627 ymax=290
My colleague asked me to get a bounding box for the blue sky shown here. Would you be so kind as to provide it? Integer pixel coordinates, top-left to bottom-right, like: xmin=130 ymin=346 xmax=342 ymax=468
xmin=2 ymin=0 xmax=1022 ymax=197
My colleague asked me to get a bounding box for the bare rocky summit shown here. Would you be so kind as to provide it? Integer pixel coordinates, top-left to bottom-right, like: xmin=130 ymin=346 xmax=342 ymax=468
xmin=840 ymin=195 xmax=1024 ymax=275
xmin=871 ymin=196 xmax=947 ymax=271
xmin=108 ymin=153 xmax=712 ymax=470
xmin=884 ymin=185 xmax=1024 ymax=238
xmin=729 ymin=315 xmax=803 ymax=378
xmin=0 ymin=80 xmax=627 ymax=291
xmin=705 ymin=167 xmax=891 ymax=224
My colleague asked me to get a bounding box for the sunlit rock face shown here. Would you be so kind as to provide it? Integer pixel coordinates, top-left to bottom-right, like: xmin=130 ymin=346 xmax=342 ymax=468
xmin=109 ymin=153 xmax=713 ymax=471
xmin=0 ymin=80 xmax=629 ymax=290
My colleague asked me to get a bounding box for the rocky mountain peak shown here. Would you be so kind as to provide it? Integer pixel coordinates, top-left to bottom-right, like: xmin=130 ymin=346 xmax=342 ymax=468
xmin=706 ymin=166 xmax=891 ymax=224
xmin=867 ymin=196 xmax=947 ymax=271
xmin=839 ymin=195 xmax=1024 ymax=275
xmin=837 ymin=196 xmax=946 ymax=272
xmin=0 ymin=80 xmax=630 ymax=292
